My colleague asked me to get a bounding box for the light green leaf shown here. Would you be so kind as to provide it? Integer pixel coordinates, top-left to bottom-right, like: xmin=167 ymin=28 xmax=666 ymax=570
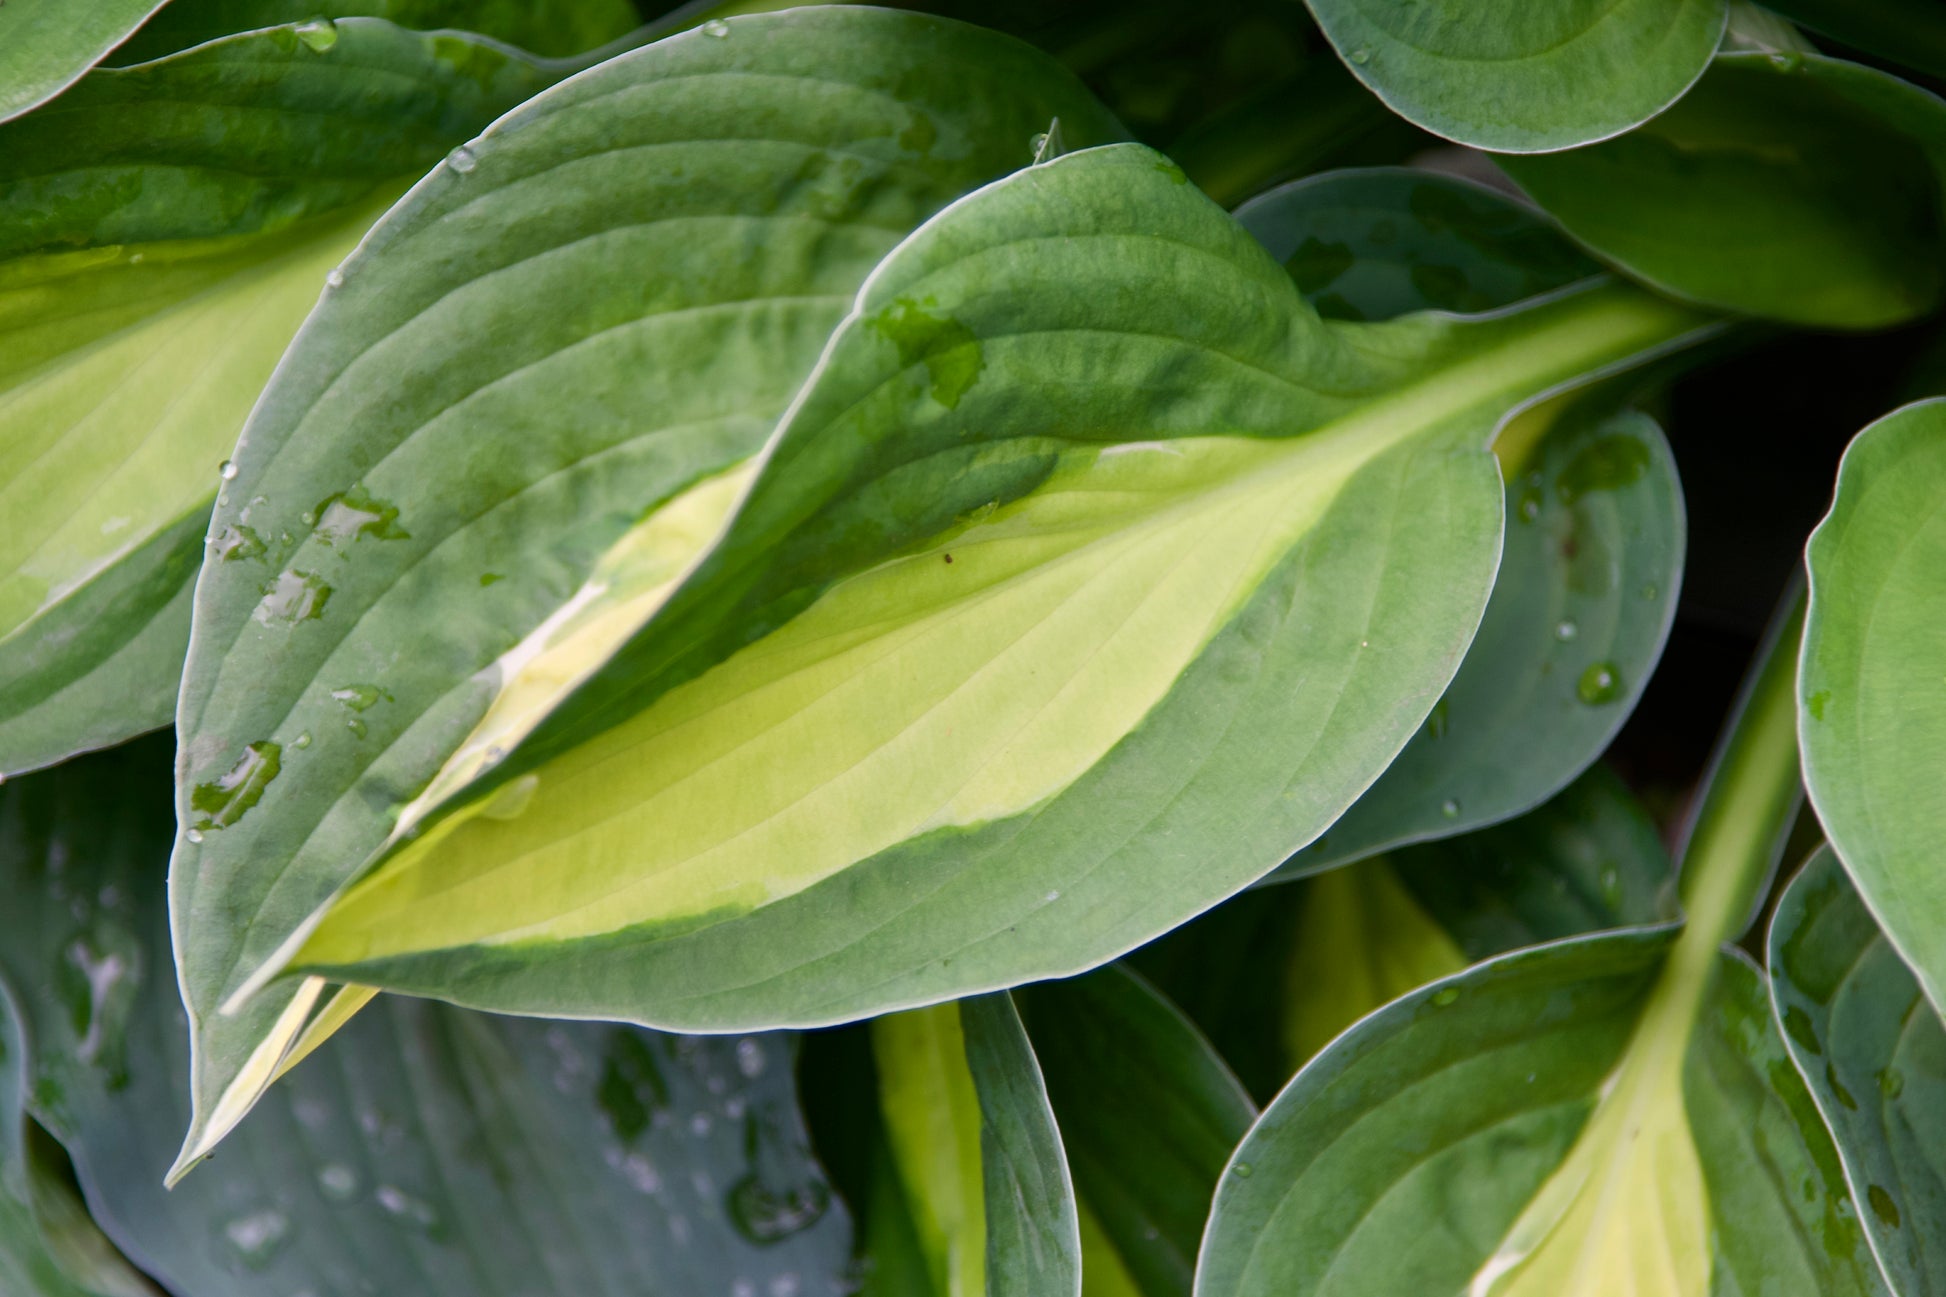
xmin=0 ymin=17 xmax=589 ymax=777
xmin=1501 ymin=53 xmax=1946 ymax=327
xmin=1016 ymin=966 xmax=1255 ymax=1297
xmin=1235 ymin=168 xmax=1600 ymax=323
xmin=0 ymin=0 xmax=168 ymax=124
xmin=1301 ymin=0 xmax=1727 ymax=153
xmin=1139 ymin=763 xmax=1673 ymax=1100
xmin=874 ymin=995 xmax=1080 ymax=1297
xmin=1770 ymin=845 xmax=1946 ymax=1295
xmin=1197 ymin=594 xmax=1883 ymax=1295
xmin=111 ymin=0 xmax=642 ymax=65
xmin=0 ymin=737 xmax=854 ymax=1297
xmin=263 ymin=147 xmax=1712 ymax=1051
xmin=164 ymin=4 xmax=1127 ymax=1178
xmin=1802 ymin=399 xmax=1946 ymax=1029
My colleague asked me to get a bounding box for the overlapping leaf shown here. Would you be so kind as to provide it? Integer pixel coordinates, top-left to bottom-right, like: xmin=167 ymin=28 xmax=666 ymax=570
xmin=251 ymin=146 xmax=1710 ymax=1059
xmin=109 ymin=0 xmax=641 ymax=65
xmin=1771 ymin=846 xmax=1946 ymax=1296
xmin=1801 ymin=401 xmax=1946 ymax=1026
xmin=167 ymin=5 xmax=1127 ymax=1176
xmin=1502 ymin=52 xmax=1946 ymax=327
xmin=1138 ymin=764 xmax=1672 ymax=1100
xmin=1301 ymin=0 xmax=1727 ymax=153
xmin=0 ymin=0 xmax=169 ymax=124
xmin=1197 ymin=599 xmax=1885 ymax=1295
xmin=0 ymin=15 xmax=588 ymax=777
xmin=0 ymin=737 xmax=853 ymax=1297
xmin=871 ymin=995 xmax=1078 ymax=1296
xmin=1015 ymin=966 xmax=1255 ymax=1297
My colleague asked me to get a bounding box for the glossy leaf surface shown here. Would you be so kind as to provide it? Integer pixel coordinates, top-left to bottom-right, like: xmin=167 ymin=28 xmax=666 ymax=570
xmin=1801 ymin=400 xmax=1946 ymax=1023
xmin=873 ymin=996 xmax=1079 ymax=1296
xmin=0 ymin=17 xmax=575 ymax=776
xmin=1502 ymin=53 xmax=1946 ymax=327
xmin=0 ymin=739 xmax=853 ymax=1297
xmin=112 ymin=0 xmax=641 ymax=64
xmin=168 ymin=5 xmax=1125 ymax=1175
xmin=1302 ymin=0 xmax=1726 ymax=153
xmin=271 ymin=147 xmax=1709 ymax=1048
xmin=1771 ymin=846 xmax=1946 ymax=1295
xmin=0 ymin=0 xmax=168 ymax=124
xmin=1017 ymin=966 xmax=1255 ymax=1297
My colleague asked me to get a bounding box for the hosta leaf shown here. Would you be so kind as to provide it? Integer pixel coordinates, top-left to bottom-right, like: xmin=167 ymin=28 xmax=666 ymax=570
xmin=166 ymin=5 xmax=1124 ymax=1176
xmin=1771 ymin=846 xmax=1946 ymax=1295
xmin=0 ymin=738 xmax=853 ymax=1297
xmin=1279 ymin=390 xmax=1683 ymax=878
xmin=1501 ymin=53 xmax=1946 ymax=328
xmin=111 ymin=0 xmax=641 ymax=65
xmin=1301 ymin=0 xmax=1726 ymax=153
xmin=0 ymin=985 xmax=153 ymax=1297
xmin=1235 ymin=171 xmax=1681 ymax=879
xmin=1802 ymin=400 xmax=1946 ymax=1025
xmin=1015 ymin=965 xmax=1255 ymax=1297
xmin=0 ymin=18 xmax=585 ymax=777
xmin=1235 ymin=168 xmax=1600 ymax=323
xmin=0 ymin=0 xmax=169 ymax=124
xmin=1139 ymin=763 xmax=1673 ymax=1100
xmin=1196 ymin=594 xmax=1882 ymax=1295
xmin=873 ymin=995 xmax=1079 ymax=1296
xmin=269 ymin=147 xmax=1713 ymax=1046
xmin=1762 ymin=0 xmax=1946 ymax=82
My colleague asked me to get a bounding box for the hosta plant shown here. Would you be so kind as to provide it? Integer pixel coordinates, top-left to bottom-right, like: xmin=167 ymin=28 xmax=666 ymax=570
xmin=2 ymin=1 xmax=1944 ymax=1293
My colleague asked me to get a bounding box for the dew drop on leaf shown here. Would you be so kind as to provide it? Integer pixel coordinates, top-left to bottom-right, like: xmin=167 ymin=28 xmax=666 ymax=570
xmin=1576 ymin=661 xmax=1623 ymax=705
xmin=1880 ymin=1067 xmax=1905 ymax=1099
xmin=1232 ymin=1162 xmax=1253 ymax=1178
xmin=317 ymin=1163 xmax=358 ymax=1202
xmin=293 ymin=17 xmax=338 ymax=51
xmin=1554 ymin=619 xmax=1578 ymax=642
xmin=325 ymin=267 xmax=345 ymax=290
xmin=727 ymin=1173 xmax=830 ymax=1243
xmin=218 ymin=459 xmax=239 ymax=481
xmin=700 ymin=18 xmax=730 ymax=37
xmin=222 ymin=1209 xmax=291 ymax=1267
xmin=1349 ymin=46 xmax=1372 ymax=64
xmin=446 ymin=146 xmax=477 ymax=175
xmin=1431 ymin=986 xmax=1461 ymax=1007
xmin=189 ymin=741 xmax=283 ymax=830
xmin=1439 ymin=798 xmax=1460 ymax=819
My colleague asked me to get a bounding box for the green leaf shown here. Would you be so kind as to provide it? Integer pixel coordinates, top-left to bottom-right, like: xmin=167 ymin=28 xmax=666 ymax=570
xmin=1770 ymin=846 xmax=1942 ymax=1296
xmin=0 ymin=18 xmax=585 ymax=777
xmin=0 ymin=0 xmax=168 ymax=124
xmin=873 ymin=995 xmax=1079 ymax=1297
xmin=0 ymin=737 xmax=855 ymax=1297
xmin=1198 ymin=593 xmax=1882 ymax=1295
xmin=1501 ymin=53 xmax=1946 ymax=327
xmin=1137 ymin=763 xmax=1673 ymax=1100
xmin=263 ymin=147 xmax=1711 ymax=1049
xmin=111 ymin=0 xmax=642 ymax=65
xmin=1234 ymin=168 xmax=1600 ymax=323
xmin=166 ymin=4 xmax=1126 ymax=1179
xmin=0 ymin=985 xmax=152 ymax=1297
xmin=1279 ymin=389 xmax=1683 ymax=879
xmin=1016 ymin=966 xmax=1255 ymax=1297
xmin=1802 ymin=399 xmax=1946 ymax=1030
xmin=1301 ymin=0 xmax=1727 ymax=153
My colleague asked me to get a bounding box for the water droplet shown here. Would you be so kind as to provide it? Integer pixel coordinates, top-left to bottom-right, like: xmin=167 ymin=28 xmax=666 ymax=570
xmin=318 ymin=1163 xmax=358 ymax=1202
xmin=186 ymin=828 xmax=205 ymax=845
xmin=1431 ymin=986 xmax=1461 ymax=1007
xmin=1576 ymin=661 xmax=1623 ymax=705
xmin=325 ymin=267 xmax=345 ymax=289
xmin=1517 ymin=490 xmax=1542 ymax=523
xmin=1768 ymin=51 xmax=1804 ymax=71
xmin=294 ymin=17 xmax=338 ymax=51
xmin=219 ymin=459 xmax=239 ymax=481
xmin=65 ymin=935 xmax=133 ymax=1071
xmin=1869 ymin=1183 xmax=1902 ymax=1228
xmin=1554 ymin=619 xmax=1578 ymax=642
xmin=869 ymin=297 xmax=983 ymax=409
xmin=312 ymin=484 xmax=408 ymax=547
xmin=213 ymin=523 xmax=266 ymax=562
xmin=1640 ymin=582 xmax=1658 ymax=600
xmin=1349 ymin=46 xmax=1372 ymax=64
xmin=1044 ymin=889 xmax=1061 ymax=903
xmin=1029 ymin=132 xmax=1049 ymax=155
xmin=735 ymin=1037 xmax=766 ymax=1079
xmin=690 ymin=1111 xmax=713 ymax=1137
xmin=253 ymin=570 xmax=332 ymax=626
xmin=446 ymin=146 xmax=477 ymax=175
xmin=727 ymin=1174 xmax=830 ymax=1243
xmin=1880 ymin=1067 xmax=1905 ymax=1099
xmin=1782 ymin=1005 xmax=1822 ymax=1056
xmin=1598 ymin=864 xmax=1621 ymax=908
xmin=291 ymin=731 xmax=312 ymax=750
xmin=189 ymin=741 xmax=283 ymax=831
xmin=769 ymin=1275 xmax=800 ymax=1297
xmin=700 ymin=17 xmax=730 ymax=37
xmin=1231 ymin=1162 xmax=1253 ymax=1178
xmin=223 ymin=1209 xmax=291 ymax=1267
xmin=346 ymin=717 xmax=367 ymax=739
xmin=375 ymin=1185 xmax=440 ymax=1234
xmin=1439 ymin=798 xmax=1461 ymax=819
xmin=329 ymin=684 xmax=388 ymax=713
